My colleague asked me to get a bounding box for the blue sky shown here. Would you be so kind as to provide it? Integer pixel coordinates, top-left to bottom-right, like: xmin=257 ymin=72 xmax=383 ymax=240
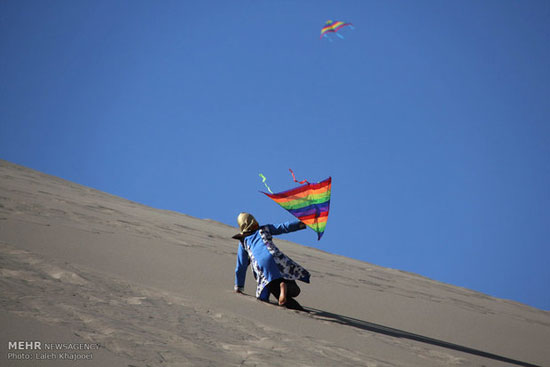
xmin=1 ymin=1 xmax=549 ymax=310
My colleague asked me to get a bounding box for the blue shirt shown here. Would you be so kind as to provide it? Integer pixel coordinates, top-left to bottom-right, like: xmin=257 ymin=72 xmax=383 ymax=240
xmin=235 ymin=221 xmax=310 ymax=300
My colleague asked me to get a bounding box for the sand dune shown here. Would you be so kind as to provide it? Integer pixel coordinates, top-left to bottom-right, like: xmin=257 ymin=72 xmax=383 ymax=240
xmin=1 ymin=159 xmax=549 ymax=367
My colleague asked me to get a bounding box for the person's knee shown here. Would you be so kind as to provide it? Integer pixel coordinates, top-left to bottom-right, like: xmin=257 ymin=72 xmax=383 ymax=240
xmin=287 ymin=281 xmax=301 ymax=297
xmin=268 ymin=279 xmax=282 ymax=298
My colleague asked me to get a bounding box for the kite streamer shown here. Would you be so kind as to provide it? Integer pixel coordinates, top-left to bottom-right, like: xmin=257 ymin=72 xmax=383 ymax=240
xmin=289 ymin=168 xmax=310 ymax=184
xmin=258 ymin=173 xmax=273 ymax=194
xmin=261 ymin=170 xmax=331 ymax=240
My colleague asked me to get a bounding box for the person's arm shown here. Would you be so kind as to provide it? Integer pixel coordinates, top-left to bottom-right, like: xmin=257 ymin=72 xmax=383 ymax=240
xmin=265 ymin=221 xmax=306 ymax=236
xmin=234 ymin=242 xmax=249 ymax=293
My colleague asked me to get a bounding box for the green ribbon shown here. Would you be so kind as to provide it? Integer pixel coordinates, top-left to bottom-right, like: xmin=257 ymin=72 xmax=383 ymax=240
xmin=259 ymin=173 xmax=273 ymax=194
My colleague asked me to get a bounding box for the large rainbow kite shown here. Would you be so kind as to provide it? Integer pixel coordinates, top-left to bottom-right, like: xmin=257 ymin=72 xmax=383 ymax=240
xmin=260 ymin=170 xmax=332 ymax=240
xmin=320 ymin=20 xmax=353 ymax=39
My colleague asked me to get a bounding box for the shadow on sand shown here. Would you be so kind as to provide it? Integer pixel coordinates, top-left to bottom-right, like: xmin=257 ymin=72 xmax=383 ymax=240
xmin=303 ymin=307 xmax=540 ymax=367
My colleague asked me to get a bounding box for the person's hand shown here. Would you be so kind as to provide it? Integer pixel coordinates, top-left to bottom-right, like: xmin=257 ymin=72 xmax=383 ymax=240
xmin=298 ymin=221 xmax=306 ymax=229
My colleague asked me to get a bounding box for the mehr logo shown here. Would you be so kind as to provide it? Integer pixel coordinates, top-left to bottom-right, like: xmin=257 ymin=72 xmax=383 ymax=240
xmin=8 ymin=341 xmax=42 ymax=350
xmin=7 ymin=341 xmax=100 ymax=361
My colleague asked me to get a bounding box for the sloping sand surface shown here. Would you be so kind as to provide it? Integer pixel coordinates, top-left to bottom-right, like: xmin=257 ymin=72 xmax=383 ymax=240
xmin=1 ymin=159 xmax=549 ymax=367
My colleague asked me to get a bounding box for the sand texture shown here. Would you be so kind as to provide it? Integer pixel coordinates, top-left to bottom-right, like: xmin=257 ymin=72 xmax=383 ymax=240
xmin=1 ymin=159 xmax=549 ymax=367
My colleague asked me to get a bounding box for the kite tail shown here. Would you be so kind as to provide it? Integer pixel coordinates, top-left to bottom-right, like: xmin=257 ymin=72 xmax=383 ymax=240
xmin=336 ymin=33 xmax=345 ymax=39
xmin=289 ymin=169 xmax=310 ymax=184
xmin=259 ymin=173 xmax=273 ymax=194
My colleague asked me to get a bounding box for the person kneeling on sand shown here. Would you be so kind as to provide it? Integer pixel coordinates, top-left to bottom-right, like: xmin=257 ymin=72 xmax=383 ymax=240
xmin=232 ymin=213 xmax=310 ymax=310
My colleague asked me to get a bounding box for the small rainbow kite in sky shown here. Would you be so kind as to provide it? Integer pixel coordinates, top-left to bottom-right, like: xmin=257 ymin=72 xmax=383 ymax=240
xmin=259 ymin=170 xmax=332 ymax=240
xmin=320 ymin=20 xmax=354 ymax=40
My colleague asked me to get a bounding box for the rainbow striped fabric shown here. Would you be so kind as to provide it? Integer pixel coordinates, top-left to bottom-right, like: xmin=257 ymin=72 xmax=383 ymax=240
xmin=320 ymin=20 xmax=353 ymax=39
xmin=262 ymin=177 xmax=332 ymax=240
